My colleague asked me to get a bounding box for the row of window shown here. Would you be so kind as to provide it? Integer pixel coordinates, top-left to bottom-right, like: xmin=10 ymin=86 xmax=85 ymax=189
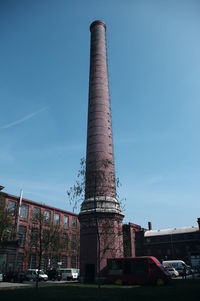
xmin=145 ymin=233 xmax=199 ymax=243
xmin=28 ymin=254 xmax=77 ymax=269
xmin=18 ymin=225 xmax=77 ymax=250
xmin=7 ymin=200 xmax=77 ymax=228
xmin=16 ymin=254 xmax=77 ymax=271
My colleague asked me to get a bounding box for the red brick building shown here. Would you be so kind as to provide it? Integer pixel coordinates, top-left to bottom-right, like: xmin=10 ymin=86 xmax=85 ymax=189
xmin=123 ymin=223 xmax=145 ymax=258
xmin=0 ymin=187 xmax=79 ymax=274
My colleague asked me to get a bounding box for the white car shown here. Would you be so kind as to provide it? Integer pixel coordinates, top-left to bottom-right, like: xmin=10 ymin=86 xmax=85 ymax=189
xmin=26 ymin=269 xmax=48 ymax=281
xmin=57 ymin=268 xmax=78 ymax=280
xmin=166 ymin=267 xmax=179 ymax=277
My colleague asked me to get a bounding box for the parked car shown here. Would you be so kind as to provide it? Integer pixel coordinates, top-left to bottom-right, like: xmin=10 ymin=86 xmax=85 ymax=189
xmin=0 ymin=271 xmax=3 ymax=282
xmin=3 ymin=271 xmax=15 ymax=282
xmin=12 ymin=272 xmax=27 ymax=282
xmin=162 ymin=260 xmax=188 ymax=276
xmin=107 ymin=256 xmax=171 ymax=285
xmin=57 ymin=268 xmax=79 ymax=281
xmin=47 ymin=269 xmax=61 ymax=281
xmin=26 ymin=269 xmax=48 ymax=281
xmin=165 ymin=267 xmax=179 ymax=277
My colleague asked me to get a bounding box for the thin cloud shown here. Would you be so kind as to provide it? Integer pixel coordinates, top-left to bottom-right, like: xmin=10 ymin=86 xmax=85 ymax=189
xmin=0 ymin=106 xmax=48 ymax=130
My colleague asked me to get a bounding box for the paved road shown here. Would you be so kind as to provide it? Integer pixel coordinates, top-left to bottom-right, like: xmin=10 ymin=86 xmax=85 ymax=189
xmin=172 ymin=273 xmax=200 ymax=280
xmin=1 ymin=276 xmax=199 ymax=289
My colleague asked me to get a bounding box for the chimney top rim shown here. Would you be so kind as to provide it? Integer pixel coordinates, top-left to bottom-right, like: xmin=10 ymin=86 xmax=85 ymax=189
xmin=90 ymin=20 xmax=106 ymax=31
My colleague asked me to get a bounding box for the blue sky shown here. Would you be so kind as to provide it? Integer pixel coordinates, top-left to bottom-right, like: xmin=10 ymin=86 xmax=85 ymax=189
xmin=0 ymin=0 xmax=200 ymax=229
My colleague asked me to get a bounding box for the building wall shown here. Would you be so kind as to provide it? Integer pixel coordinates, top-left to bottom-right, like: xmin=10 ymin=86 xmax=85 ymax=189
xmin=124 ymin=220 xmax=200 ymax=268
xmin=123 ymin=223 xmax=144 ymax=257
xmin=0 ymin=191 xmax=80 ymax=273
xmin=143 ymin=228 xmax=200 ymax=266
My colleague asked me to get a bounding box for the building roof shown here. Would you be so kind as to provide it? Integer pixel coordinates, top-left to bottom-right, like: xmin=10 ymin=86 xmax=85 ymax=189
xmin=144 ymin=226 xmax=199 ymax=237
xmin=0 ymin=191 xmax=78 ymax=217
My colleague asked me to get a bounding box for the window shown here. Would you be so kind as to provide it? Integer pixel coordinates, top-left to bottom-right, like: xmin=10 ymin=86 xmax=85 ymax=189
xmin=51 ymin=257 xmax=58 ymax=269
xmin=124 ymin=259 xmax=148 ymax=275
xmin=64 ymin=215 xmax=69 ymax=229
xmin=16 ymin=253 xmax=24 ymax=272
xmin=71 ymin=256 xmax=76 ymax=268
xmin=61 ymin=256 xmax=68 ymax=268
xmin=44 ymin=210 xmax=51 ymax=223
xmin=52 ymin=233 xmax=59 ymax=250
xmin=31 ymin=228 xmax=39 ymax=246
xmin=71 ymin=234 xmax=76 ymax=250
xmin=43 ymin=230 xmax=50 ymax=248
xmin=20 ymin=204 xmax=29 ymax=219
xmin=72 ymin=217 xmax=77 ymax=228
xmin=147 ymin=249 xmax=151 ymax=255
xmin=40 ymin=255 xmax=48 ymax=271
xmin=167 ymin=249 xmax=171 ymax=255
xmin=29 ymin=254 xmax=36 ymax=269
xmin=63 ymin=233 xmax=68 ymax=249
xmin=54 ymin=213 xmax=60 ymax=226
xmin=7 ymin=200 xmax=16 ymax=216
xmin=157 ymin=249 xmax=161 ymax=255
xmin=18 ymin=226 xmax=27 ymax=247
xmin=32 ymin=207 xmax=40 ymax=221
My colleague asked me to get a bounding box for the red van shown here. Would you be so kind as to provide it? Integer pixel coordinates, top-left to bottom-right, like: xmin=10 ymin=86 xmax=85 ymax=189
xmin=107 ymin=256 xmax=171 ymax=285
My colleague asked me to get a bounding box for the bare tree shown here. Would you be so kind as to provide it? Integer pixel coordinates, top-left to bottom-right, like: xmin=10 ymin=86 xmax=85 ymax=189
xmin=0 ymin=195 xmax=13 ymax=243
xmin=27 ymin=209 xmax=62 ymax=289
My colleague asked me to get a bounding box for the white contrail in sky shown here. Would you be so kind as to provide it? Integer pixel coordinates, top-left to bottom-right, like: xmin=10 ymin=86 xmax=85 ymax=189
xmin=0 ymin=106 xmax=48 ymax=130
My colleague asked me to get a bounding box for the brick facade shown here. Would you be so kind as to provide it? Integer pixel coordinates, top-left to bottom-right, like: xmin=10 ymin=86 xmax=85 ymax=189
xmin=0 ymin=190 xmax=79 ymax=274
xmin=79 ymin=20 xmax=124 ymax=282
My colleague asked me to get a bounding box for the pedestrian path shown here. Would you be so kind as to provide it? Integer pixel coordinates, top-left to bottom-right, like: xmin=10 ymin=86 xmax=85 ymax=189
xmin=0 ymin=282 xmax=31 ymax=289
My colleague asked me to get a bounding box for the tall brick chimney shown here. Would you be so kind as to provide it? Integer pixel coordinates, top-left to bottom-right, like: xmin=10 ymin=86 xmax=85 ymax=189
xmin=79 ymin=20 xmax=124 ymax=283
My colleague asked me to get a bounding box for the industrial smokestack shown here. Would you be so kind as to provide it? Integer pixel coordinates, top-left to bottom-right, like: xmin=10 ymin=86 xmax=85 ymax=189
xmin=78 ymin=21 xmax=124 ymax=282
xmin=148 ymin=221 xmax=152 ymax=231
xmin=80 ymin=20 xmax=122 ymax=215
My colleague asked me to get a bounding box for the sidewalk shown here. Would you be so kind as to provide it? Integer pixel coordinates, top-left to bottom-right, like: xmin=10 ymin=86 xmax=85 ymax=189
xmin=0 ymin=282 xmax=31 ymax=289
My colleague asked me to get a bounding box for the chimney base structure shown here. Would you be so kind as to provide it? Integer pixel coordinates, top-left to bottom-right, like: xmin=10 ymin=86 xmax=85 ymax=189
xmin=79 ymin=20 xmax=124 ymax=283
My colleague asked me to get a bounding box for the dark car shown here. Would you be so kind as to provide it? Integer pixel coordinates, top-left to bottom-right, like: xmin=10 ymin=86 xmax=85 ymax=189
xmin=14 ymin=272 xmax=27 ymax=282
xmin=47 ymin=269 xmax=61 ymax=281
xmin=3 ymin=271 xmax=27 ymax=282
